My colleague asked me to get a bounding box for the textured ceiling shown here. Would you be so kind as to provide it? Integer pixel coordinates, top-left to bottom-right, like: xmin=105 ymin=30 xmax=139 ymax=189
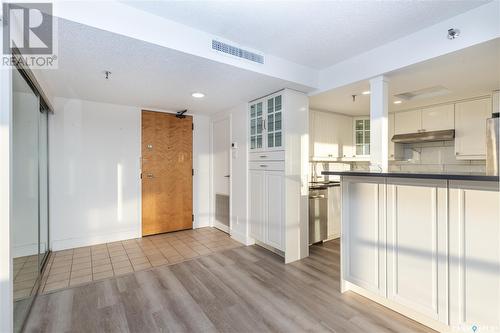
xmin=309 ymin=38 xmax=500 ymax=115
xmin=122 ymin=0 xmax=489 ymax=69
xmin=36 ymin=19 xmax=312 ymax=114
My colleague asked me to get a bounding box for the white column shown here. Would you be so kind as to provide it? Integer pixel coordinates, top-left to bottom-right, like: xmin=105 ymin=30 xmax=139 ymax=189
xmin=369 ymin=76 xmax=389 ymax=172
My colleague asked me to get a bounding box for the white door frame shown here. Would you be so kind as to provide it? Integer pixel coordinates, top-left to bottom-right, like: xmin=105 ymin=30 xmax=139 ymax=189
xmin=210 ymin=113 xmax=232 ymax=234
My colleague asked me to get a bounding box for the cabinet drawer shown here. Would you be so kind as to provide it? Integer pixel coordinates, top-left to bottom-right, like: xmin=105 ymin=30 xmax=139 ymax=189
xmin=249 ymin=150 xmax=284 ymax=161
xmin=249 ymin=161 xmax=285 ymax=171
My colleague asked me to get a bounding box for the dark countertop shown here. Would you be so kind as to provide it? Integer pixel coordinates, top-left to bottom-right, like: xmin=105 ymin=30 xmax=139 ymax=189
xmin=309 ymin=181 xmax=341 ymax=190
xmin=321 ymin=171 xmax=499 ymax=182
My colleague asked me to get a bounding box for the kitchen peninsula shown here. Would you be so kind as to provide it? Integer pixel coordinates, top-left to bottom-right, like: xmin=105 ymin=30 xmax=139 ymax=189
xmin=322 ymin=170 xmax=500 ymax=333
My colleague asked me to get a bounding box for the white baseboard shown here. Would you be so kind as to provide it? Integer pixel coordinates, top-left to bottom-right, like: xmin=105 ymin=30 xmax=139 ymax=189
xmin=12 ymin=243 xmax=38 ymax=258
xmin=343 ymin=280 xmax=451 ymax=333
xmin=230 ymin=229 xmax=254 ymax=246
xmin=51 ymin=229 xmax=141 ymax=251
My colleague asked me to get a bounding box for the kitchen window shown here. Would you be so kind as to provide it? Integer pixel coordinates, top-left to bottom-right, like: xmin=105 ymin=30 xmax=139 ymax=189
xmin=354 ymin=118 xmax=370 ymax=156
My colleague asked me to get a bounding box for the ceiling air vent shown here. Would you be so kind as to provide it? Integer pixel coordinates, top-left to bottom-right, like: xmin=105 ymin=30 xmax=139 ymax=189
xmin=212 ymin=40 xmax=264 ymax=64
xmin=394 ymin=85 xmax=451 ymax=101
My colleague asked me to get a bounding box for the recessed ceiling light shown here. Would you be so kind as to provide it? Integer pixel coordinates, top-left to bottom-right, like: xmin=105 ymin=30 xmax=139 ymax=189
xmin=192 ymin=92 xmax=205 ymax=98
xmin=362 ymin=91 xmax=370 ymax=95
xmin=393 ymin=100 xmax=402 ymax=104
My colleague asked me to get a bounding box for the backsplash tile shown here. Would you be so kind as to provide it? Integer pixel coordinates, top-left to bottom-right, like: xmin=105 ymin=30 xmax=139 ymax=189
xmin=391 ymin=140 xmax=485 ymax=173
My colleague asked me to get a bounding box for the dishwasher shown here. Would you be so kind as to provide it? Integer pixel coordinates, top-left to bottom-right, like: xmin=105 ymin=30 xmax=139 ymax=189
xmin=309 ymin=187 xmax=328 ymax=245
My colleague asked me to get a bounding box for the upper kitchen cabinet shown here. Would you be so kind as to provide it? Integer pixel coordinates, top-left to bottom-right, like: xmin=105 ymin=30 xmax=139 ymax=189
xmin=395 ymin=104 xmax=455 ymax=135
xmin=455 ymin=97 xmax=492 ymax=160
xmin=249 ymin=92 xmax=283 ymax=152
xmin=395 ymin=109 xmax=421 ymax=135
xmin=353 ymin=117 xmax=370 ymax=156
xmin=388 ymin=113 xmax=403 ymax=160
xmin=421 ymin=104 xmax=454 ymax=131
xmin=310 ymin=110 xmax=354 ymax=160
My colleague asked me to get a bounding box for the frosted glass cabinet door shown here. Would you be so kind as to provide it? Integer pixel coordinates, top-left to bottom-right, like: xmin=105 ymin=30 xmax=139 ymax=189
xmin=266 ymin=94 xmax=283 ymax=150
xmin=249 ymin=101 xmax=264 ymax=151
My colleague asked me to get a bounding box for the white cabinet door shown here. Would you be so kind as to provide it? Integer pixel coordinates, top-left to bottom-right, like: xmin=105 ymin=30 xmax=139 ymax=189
xmin=311 ymin=111 xmax=338 ymax=159
xmin=386 ymin=179 xmax=448 ymax=323
xmin=455 ymin=98 xmax=491 ymax=159
xmin=265 ymin=171 xmax=285 ymax=251
xmin=449 ymin=181 xmax=500 ymax=329
xmin=395 ymin=110 xmax=421 ymax=135
xmin=421 ymin=104 xmax=454 ymax=132
xmin=389 ymin=113 xmax=395 ymax=160
xmin=338 ymin=114 xmax=355 ymax=158
xmin=342 ymin=177 xmax=386 ymax=296
xmin=249 ymin=169 xmax=265 ymax=242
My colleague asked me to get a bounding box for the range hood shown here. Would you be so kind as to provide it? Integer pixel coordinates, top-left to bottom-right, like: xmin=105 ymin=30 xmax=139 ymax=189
xmin=391 ymin=129 xmax=455 ymax=143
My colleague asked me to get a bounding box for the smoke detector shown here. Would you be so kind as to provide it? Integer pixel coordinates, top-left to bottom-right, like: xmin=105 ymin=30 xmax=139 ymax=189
xmin=447 ymin=28 xmax=460 ymax=40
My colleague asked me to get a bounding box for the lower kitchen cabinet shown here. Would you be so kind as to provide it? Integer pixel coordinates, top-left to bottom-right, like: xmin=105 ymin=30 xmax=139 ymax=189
xmin=386 ymin=179 xmax=448 ymax=323
xmin=249 ymin=169 xmax=285 ymax=251
xmin=341 ymin=176 xmax=500 ymax=331
xmin=449 ymin=181 xmax=500 ymax=330
xmin=342 ymin=177 xmax=386 ymax=296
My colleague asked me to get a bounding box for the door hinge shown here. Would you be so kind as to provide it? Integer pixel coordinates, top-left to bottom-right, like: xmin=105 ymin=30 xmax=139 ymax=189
xmin=192 ymin=214 xmax=194 ymax=222
xmin=140 ymin=173 xmax=142 ymax=179
xmin=192 ymin=169 xmax=194 ymax=176
xmin=192 ymin=123 xmax=194 ymax=130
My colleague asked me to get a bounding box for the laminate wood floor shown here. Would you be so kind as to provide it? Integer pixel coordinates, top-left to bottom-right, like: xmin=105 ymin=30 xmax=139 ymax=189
xmin=25 ymin=240 xmax=436 ymax=333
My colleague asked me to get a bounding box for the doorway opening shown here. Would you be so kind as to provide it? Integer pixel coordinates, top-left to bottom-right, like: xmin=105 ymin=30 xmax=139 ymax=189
xmin=212 ymin=117 xmax=231 ymax=233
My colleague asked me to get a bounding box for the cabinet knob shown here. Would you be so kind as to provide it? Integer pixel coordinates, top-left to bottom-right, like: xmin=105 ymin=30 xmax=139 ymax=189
xmin=260 ymin=164 xmax=268 ymax=168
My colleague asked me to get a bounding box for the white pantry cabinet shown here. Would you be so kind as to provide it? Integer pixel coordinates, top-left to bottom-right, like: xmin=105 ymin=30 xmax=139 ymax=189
xmin=249 ymin=92 xmax=283 ymax=152
xmin=248 ymin=170 xmax=265 ymax=242
xmin=248 ymin=89 xmax=309 ymax=263
xmin=249 ymin=169 xmax=285 ymax=251
xmin=454 ymin=98 xmax=492 ymax=160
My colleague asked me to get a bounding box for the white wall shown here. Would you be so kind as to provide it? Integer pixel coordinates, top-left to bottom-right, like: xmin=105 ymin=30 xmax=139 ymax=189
xmin=192 ymin=114 xmax=211 ymax=228
xmin=50 ymin=98 xmax=142 ymax=250
xmin=211 ymin=104 xmax=251 ymax=245
xmin=49 ymin=97 xmax=211 ymax=251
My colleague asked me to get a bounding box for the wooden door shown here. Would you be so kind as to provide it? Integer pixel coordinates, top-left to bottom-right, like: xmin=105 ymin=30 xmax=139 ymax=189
xmin=142 ymin=111 xmax=193 ymax=236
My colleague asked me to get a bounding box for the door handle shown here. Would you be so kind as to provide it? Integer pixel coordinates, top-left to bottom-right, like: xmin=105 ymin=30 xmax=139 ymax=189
xmin=224 ymin=175 xmax=230 ymax=178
